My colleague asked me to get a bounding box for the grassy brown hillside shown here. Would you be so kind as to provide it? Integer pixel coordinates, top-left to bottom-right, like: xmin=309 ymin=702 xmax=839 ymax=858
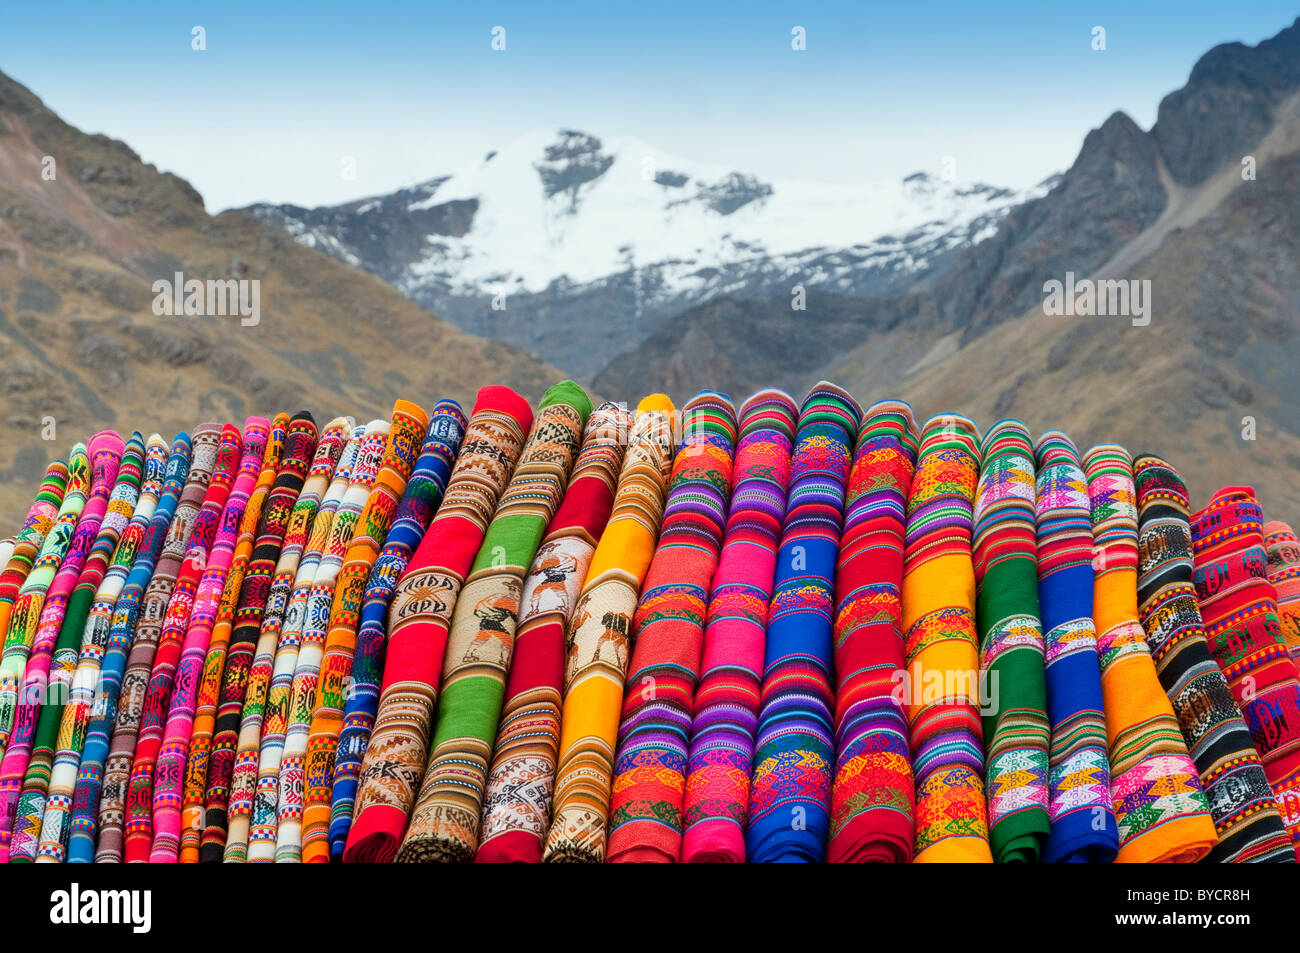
xmin=0 ymin=70 xmax=564 ymax=526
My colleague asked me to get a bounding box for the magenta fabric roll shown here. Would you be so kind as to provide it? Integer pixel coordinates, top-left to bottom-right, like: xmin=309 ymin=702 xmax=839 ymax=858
xmin=150 ymin=417 xmax=269 ymax=862
xmin=679 ymin=390 xmax=797 ymax=862
xmin=0 ymin=431 xmax=124 ymax=858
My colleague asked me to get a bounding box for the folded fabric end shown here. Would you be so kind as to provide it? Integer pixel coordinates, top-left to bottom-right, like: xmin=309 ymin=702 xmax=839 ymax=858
xmin=992 ymin=828 xmax=1049 ymax=864
xmin=541 ymin=379 xmax=595 ymax=421
xmin=636 ymin=392 xmax=676 ymax=416
xmin=1115 ymin=818 xmax=1218 ymax=865
xmin=395 ymin=832 xmax=475 ymax=864
xmin=474 ymin=831 xmax=545 ymax=864
xmin=342 ymin=807 xmax=407 ymax=863
xmin=606 ymin=843 xmax=677 ymax=864
xmin=1043 ymin=833 xmax=1119 ymax=865
xmin=827 ymin=816 xmax=914 ymax=864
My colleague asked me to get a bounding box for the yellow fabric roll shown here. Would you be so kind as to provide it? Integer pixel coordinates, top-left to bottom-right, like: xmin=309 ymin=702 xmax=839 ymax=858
xmin=1083 ymin=445 xmax=1216 ymax=864
xmin=542 ymin=394 xmax=676 ymax=863
xmin=901 ymin=413 xmax=993 ymax=863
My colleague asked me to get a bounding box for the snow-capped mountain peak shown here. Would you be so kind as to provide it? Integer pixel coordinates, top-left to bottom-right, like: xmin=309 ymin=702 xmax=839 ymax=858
xmin=247 ymin=128 xmax=1054 ymax=378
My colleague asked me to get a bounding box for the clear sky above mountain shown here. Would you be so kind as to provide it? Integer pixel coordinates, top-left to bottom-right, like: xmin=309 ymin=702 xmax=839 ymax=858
xmin=3 ymin=1 xmax=1296 ymax=211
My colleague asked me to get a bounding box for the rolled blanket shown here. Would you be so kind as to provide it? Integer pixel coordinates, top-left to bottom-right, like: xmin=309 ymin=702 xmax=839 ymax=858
xmin=346 ymin=386 xmax=532 ymax=863
xmin=223 ymin=417 xmax=350 ymax=862
xmin=34 ymin=436 xmax=167 ymax=862
xmin=0 ymin=461 xmax=70 ymax=647
xmin=7 ymin=434 xmax=142 ymax=858
xmin=1135 ymin=456 xmax=1294 ymax=863
xmin=902 ymin=413 xmax=992 ymax=862
xmin=1192 ymin=486 xmax=1300 ymax=844
xmin=541 ymin=394 xmax=677 ymax=864
xmin=120 ymin=422 xmax=243 ymax=862
xmin=179 ymin=413 xmax=290 ymax=862
xmin=680 ymin=390 xmax=796 ymax=863
xmin=1264 ymin=522 xmax=1300 ymax=664
xmin=1033 ymin=432 xmax=1117 ymax=863
xmin=68 ymin=434 xmax=191 ymax=863
xmin=394 ymin=382 xmax=590 ymax=863
xmin=7 ymin=433 xmax=145 ymax=863
xmin=747 ymin=383 xmax=860 ymax=863
xmin=273 ymin=419 xmax=388 ymax=861
xmin=242 ymin=422 xmax=362 ymax=860
xmin=827 ymin=400 xmax=919 ymax=863
xmin=301 ymin=401 xmax=432 ymax=862
xmin=476 ymin=401 xmax=630 ymax=863
xmin=607 ymin=391 xmax=737 ymax=864
xmin=149 ymin=417 xmax=270 ymax=861
xmin=0 ymin=433 xmax=122 ymax=858
xmin=241 ymin=422 xmax=363 ymax=860
xmin=193 ymin=412 xmax=313 ymax=862
xmin=1082 ymin=445 xmax=1216 ymax=862
xmin=330 ymin=401 xmax=466 ymax=859
xmin=0 ymin=444 xmax=90 ymax=769
xmin=972 ymin=421 xmax=1050 ymax=862
xmin=95 ymin=423 xmax=218 ymax=862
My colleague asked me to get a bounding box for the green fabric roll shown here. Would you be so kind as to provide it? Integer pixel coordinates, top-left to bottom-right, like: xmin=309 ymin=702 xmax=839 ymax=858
xmin=0 ymin=444 xmax=90 ymax=765
xmin=972 ymin=420 xmax=1050 ymax=863
xmin=397 ymin=379 xmax=592 ymax=862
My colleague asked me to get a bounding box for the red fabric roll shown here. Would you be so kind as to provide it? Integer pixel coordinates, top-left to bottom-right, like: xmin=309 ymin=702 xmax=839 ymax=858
xmin=344 ymin=385 xmax=532 ymax=862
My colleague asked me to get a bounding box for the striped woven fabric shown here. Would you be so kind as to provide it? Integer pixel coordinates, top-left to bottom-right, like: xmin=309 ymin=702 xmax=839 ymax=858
xmin=747 ymin=383 xmax=860 ymax=863
xmin=95 ymin=423 xmax=219 ymax=862
xmin=178 ymin=413 xmax=291 ymax=861
xmin=396 ymin=382 xmax=590 ymax=863
xmin=0 ymin=461 xmax=70 ymax=651
xmin=274 ymin=419 xmax=387 ymax=861
xmin=0 ymin=444 xmax=89 ymax=773
xmin=149 ymin=417 xmax=271 ymax=861
xmin=607 ymin=391 xmax=737 ymax=863
xmin=1082 ymin=445 xmax=1216 ymax=862
xmin=902 ymin=413 xmax=992 ymax=862
xmin=9 ymin=437 xmax=122 ymax=764
xmin=1033 ymin=432 xmax=1117 ymax=863
xmin=10 ymin=437 xmax=124 ymax=775
xmin=6 ymin=434 xmax=142 ymax=862
xmin=1134 ymin=455 xmax=1294 ymax=863
xmin=0 ymin=434 xmax=123 ymax=859
xmin=346 ymin=386 xmax=532 ymax=862
xmin=972 ymin=420 xmax=1050 ymax=862
xmin=120 ymin=422 xmax=243 ymax=862
xmin=301 ymin=401 xmax=431 ymax=862
xmin=241 ymin=422 xmax=362 ymax=860
xmin=680 ymin=389 xmax=796 ymax=863
xmin=1264 ymin=522 xmax=1300 ymax=664
xmin=329 ymin=401 xmax=466 ymax=859
xmin=476 ymin=401 xmax=630 ymax=863
xmin=0 ymin=444 xmax=90 ymax=776
xmin=34 ymin=436 xmax=167 ymax=862
xmin=827 ymin=401 xmax=918 ymax=863
xmin=542 ymin=394 xmax=677 ymax=863
xmin=68 ymin=434 xmax=191 ymax=863
xmin=222 ymin=417 xmax=350 ymax=861
xmin=1192 ymin=486 xmax=1300 ymax=845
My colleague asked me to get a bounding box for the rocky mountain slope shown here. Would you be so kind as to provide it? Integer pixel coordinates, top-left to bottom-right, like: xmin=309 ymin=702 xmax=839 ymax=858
xmin=0 ymin=70 xmax=563 ymax=525
xmin=597 ymin=19 xmax=1300 ymax=517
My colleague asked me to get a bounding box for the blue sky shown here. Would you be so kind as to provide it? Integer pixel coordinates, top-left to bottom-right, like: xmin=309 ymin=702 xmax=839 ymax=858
xmin=3 ymin=2 xmax=1296 ymax=210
